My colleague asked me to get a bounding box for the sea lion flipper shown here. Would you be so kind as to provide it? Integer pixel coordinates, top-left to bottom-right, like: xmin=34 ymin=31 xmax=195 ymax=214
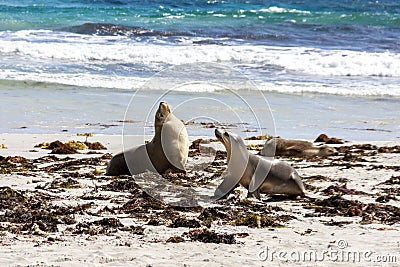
xmin=106 ymin=152 xmax=130 ymax=176
xmin=247 ymin=189 xmax=261 ymax=199
xmin=212 ymin=174 xmax=240 ymax=200
xmin=249 ymin=157 xmax=272 ymax=193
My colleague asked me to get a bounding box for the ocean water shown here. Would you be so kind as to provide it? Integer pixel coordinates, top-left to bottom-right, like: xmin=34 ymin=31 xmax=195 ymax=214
xmin=0 ymin=0 xmax=399 ymax=140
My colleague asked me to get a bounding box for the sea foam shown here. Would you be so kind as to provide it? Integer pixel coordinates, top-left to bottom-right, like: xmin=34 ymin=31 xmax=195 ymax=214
xmin=0 ymin=30 xmax=399 ymax=96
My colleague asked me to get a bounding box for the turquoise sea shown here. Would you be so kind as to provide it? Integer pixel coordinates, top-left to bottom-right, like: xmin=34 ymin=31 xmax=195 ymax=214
xmin=0 ymin=0 xmax=399 ymax=140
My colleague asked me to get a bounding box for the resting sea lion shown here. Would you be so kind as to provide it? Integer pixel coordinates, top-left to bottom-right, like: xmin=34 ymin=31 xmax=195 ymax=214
xmin=106 ymin=102 xmax=189 ymax=175
xmin=213 ymin=129 xmax=305 ymax=200
xmin=260 ymin=137 xmax=337 ymax=157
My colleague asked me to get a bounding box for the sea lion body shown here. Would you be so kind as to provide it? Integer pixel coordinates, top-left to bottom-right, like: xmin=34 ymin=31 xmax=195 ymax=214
xmin=106 ymin=102 xmax=189 ymax=176
xmin=214 ymin=129 xmax=305 ymax=199
xmin=261 ymin=137 xmax=336 ymax=157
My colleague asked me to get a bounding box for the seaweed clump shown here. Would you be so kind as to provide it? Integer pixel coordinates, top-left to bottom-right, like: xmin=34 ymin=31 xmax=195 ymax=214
xmin=74 ymin=218 xmax=124 ymax=235
xmin=0 ymin=187 xmax=78 ymax=234
xmin=379 ymin=175 xmax=400 ymax=185
xmin=35 ymin=140 xmax=107 ymax=154
xmin=307 ymin=195 xmax=400 ymax=224
xmin=184 ymin=228 xmax=236 ymax=244
xmin=44 ymin=177 xmax=81 ymax=189
xmin=232 ymin=213 xmax=284 ymax=228
xmin=0 ymin=156 xmax=34 ymax=174
xmin=168 ymin=216 xmax=202 ymax=228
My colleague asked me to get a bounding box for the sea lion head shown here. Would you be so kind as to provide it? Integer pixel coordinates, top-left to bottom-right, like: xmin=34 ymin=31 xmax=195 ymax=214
xmin=155 ymin=101 xmax=172 ymax=132
xmin=318 ymin=145 xmax=337 ymax=156
xmin=215 ymin=129 xmax=246 ymax=163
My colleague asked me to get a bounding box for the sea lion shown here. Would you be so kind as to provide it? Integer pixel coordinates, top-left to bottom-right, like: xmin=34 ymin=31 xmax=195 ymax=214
xmin=106 ymin=102 xmax=189 ymax=176
xmin=260 ymin=137 xmax=337 ymax=157
xmin=213 ymin=129 xmax=305 ymax=200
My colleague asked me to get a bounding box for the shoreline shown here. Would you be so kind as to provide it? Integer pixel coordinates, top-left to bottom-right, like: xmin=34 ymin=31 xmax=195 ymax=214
xmin=0 ymin=133 xmax=399 ymax=266
xmin=1 ymin=80 xmax=399 ymax=141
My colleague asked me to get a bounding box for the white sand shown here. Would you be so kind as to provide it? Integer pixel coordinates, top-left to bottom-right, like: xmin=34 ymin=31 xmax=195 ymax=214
xmin=0 ymin=134 xmax=399 ymax=266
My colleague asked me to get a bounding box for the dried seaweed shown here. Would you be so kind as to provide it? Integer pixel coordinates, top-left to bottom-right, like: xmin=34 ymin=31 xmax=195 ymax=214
xmin=184 ymin=228 xmax=236 ymax=244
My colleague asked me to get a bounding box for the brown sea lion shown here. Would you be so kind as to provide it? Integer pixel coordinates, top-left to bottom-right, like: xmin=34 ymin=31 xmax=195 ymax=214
xmin=260 ymin=137 xmax=337 ymax=157
xmin=213 ymin=129 xmax=305 ymax=200
xmin=106 ymin=102 xmax=189 ymax=175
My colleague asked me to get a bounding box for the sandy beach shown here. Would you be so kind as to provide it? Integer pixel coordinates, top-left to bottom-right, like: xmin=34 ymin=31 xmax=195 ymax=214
xmin=1 ymin=1 xmax=400 ymax=266
xmin=0 ymin=133 xmax=399 ymax=266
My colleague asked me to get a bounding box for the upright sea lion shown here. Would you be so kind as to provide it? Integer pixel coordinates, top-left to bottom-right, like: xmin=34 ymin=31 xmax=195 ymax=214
xmin=106 ymin=102 xmax=189 ymax=176
xmin=213 ymin=129 xmax=305 ymax=200
xmin=260 ymin=137 xmax=337 ymax=157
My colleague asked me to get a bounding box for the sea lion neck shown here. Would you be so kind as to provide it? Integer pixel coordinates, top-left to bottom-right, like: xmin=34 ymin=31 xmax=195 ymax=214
xmin=154 ymin=102 xmax=171 ymax=141
xmin=152 ymin=127 xmax=162 ymax=144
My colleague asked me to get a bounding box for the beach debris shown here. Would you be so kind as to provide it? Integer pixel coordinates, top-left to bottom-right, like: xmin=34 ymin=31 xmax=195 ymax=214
xmin=35 ymin=140 xmax=107 ymax=154
xmin=77 ymin=133 xmax=94 ymax=137
xmin=0 ymin=186 xmax=26 ymax=202
xmin=168 ymin=216 xmax=202 ymax=228
xmin=116 ymin=120 xmax=136 ymax=123
xmin=244 ymin=134 xmax=271 ymax=140
xmin=190 ymin=138 xmax=202 ymax=150
xmin=375 ymin=195 xmax=396 ymax=203
xmin=35 ymin=140 xmax=78 ymax=154
xmin=196 ymin=122 xmax=237 ymax=129
xmin=1 ymin=134 xmax=400 ymax=248
xmin=0 ymin=144 xmax=7 ymax=149
xmin=246 ymin=144 xmax=263 ymax=151
xmin=337 ymin=145 xmax=378 ymax=157
xmin=321 ymin=184 xmax=369 ymax=196
xmin=201 ymin=122 xmax=216 ymax=128
xmin=86 ymin=141 xmax=107 ymax=150
xmin=0 ymin=187 xmax=78 ymax=234
xmin=314 ymin=134 xmax=345 ymax=144
xmin=101 ymin=178 xmax=139 ymax=192
xmin=34 ymin=142 xmax=51 ymax=149
xmin=166 ymin=236 xmax=185 ymax=243
xmin=321 ymin=219 xmax=353 ymax=227
xmin=184 ymin=228 xmax=236 ymax=244
xmin=307 ymin=195 xmax=400 ymax=224
xmin=294 ymin=228 xmax=315 ymax=236
xmin=378 ymin=145 xmax=400 ymax=153
xmin=65 ymin=140 xmax=88 ymax=150
xmin=0 ymin=156 xmax=34 ymax=174
xmin=93 ymin=168 xmax=105 ymax=175
xmin=50 ymin=142 xmax=79 ymax=154
xmin=8 ymin=156 xmax=28 ymax=164
xmin=74 ymin=218 xmax=124 ymax=235
xmin=379 ymin=175 xmax=400 ymax=185
xmin=198 ymin=207 xmax=230 ymax=227
xmin=77 ymin=132 xmax=93 ymax=142
xmin=126 ymin=225 xmax=145 ymax=235
xmin=232 ymin=213 xmax=284 ymax=228
xmin=42 ymin=177 xmax=82 ymax=190
xmin=242 ymin=129 xmax=257 ymax=133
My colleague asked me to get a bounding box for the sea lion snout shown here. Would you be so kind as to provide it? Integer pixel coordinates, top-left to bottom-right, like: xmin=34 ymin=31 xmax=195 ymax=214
xmin=215 ymin=129 xmax=224 ymax=139
xmin=159 ymin=101 xmax=171 ymax=111
xmin=288 ymin=172 xmax=306 ymax=195
xmin=156 ymin=102 xmax=172 ymax=122
xmin=215 ymin=129 xmax=228 ymax=143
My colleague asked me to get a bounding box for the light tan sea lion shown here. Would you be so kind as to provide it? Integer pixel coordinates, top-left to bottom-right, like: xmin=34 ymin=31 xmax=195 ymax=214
xmin=260 ymin=137 xmax=337 ymax=157
xmin=213 ymin=129 xmax=305 ymax=200
xmin=106 ymin=102 xmax=189 ymax=176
